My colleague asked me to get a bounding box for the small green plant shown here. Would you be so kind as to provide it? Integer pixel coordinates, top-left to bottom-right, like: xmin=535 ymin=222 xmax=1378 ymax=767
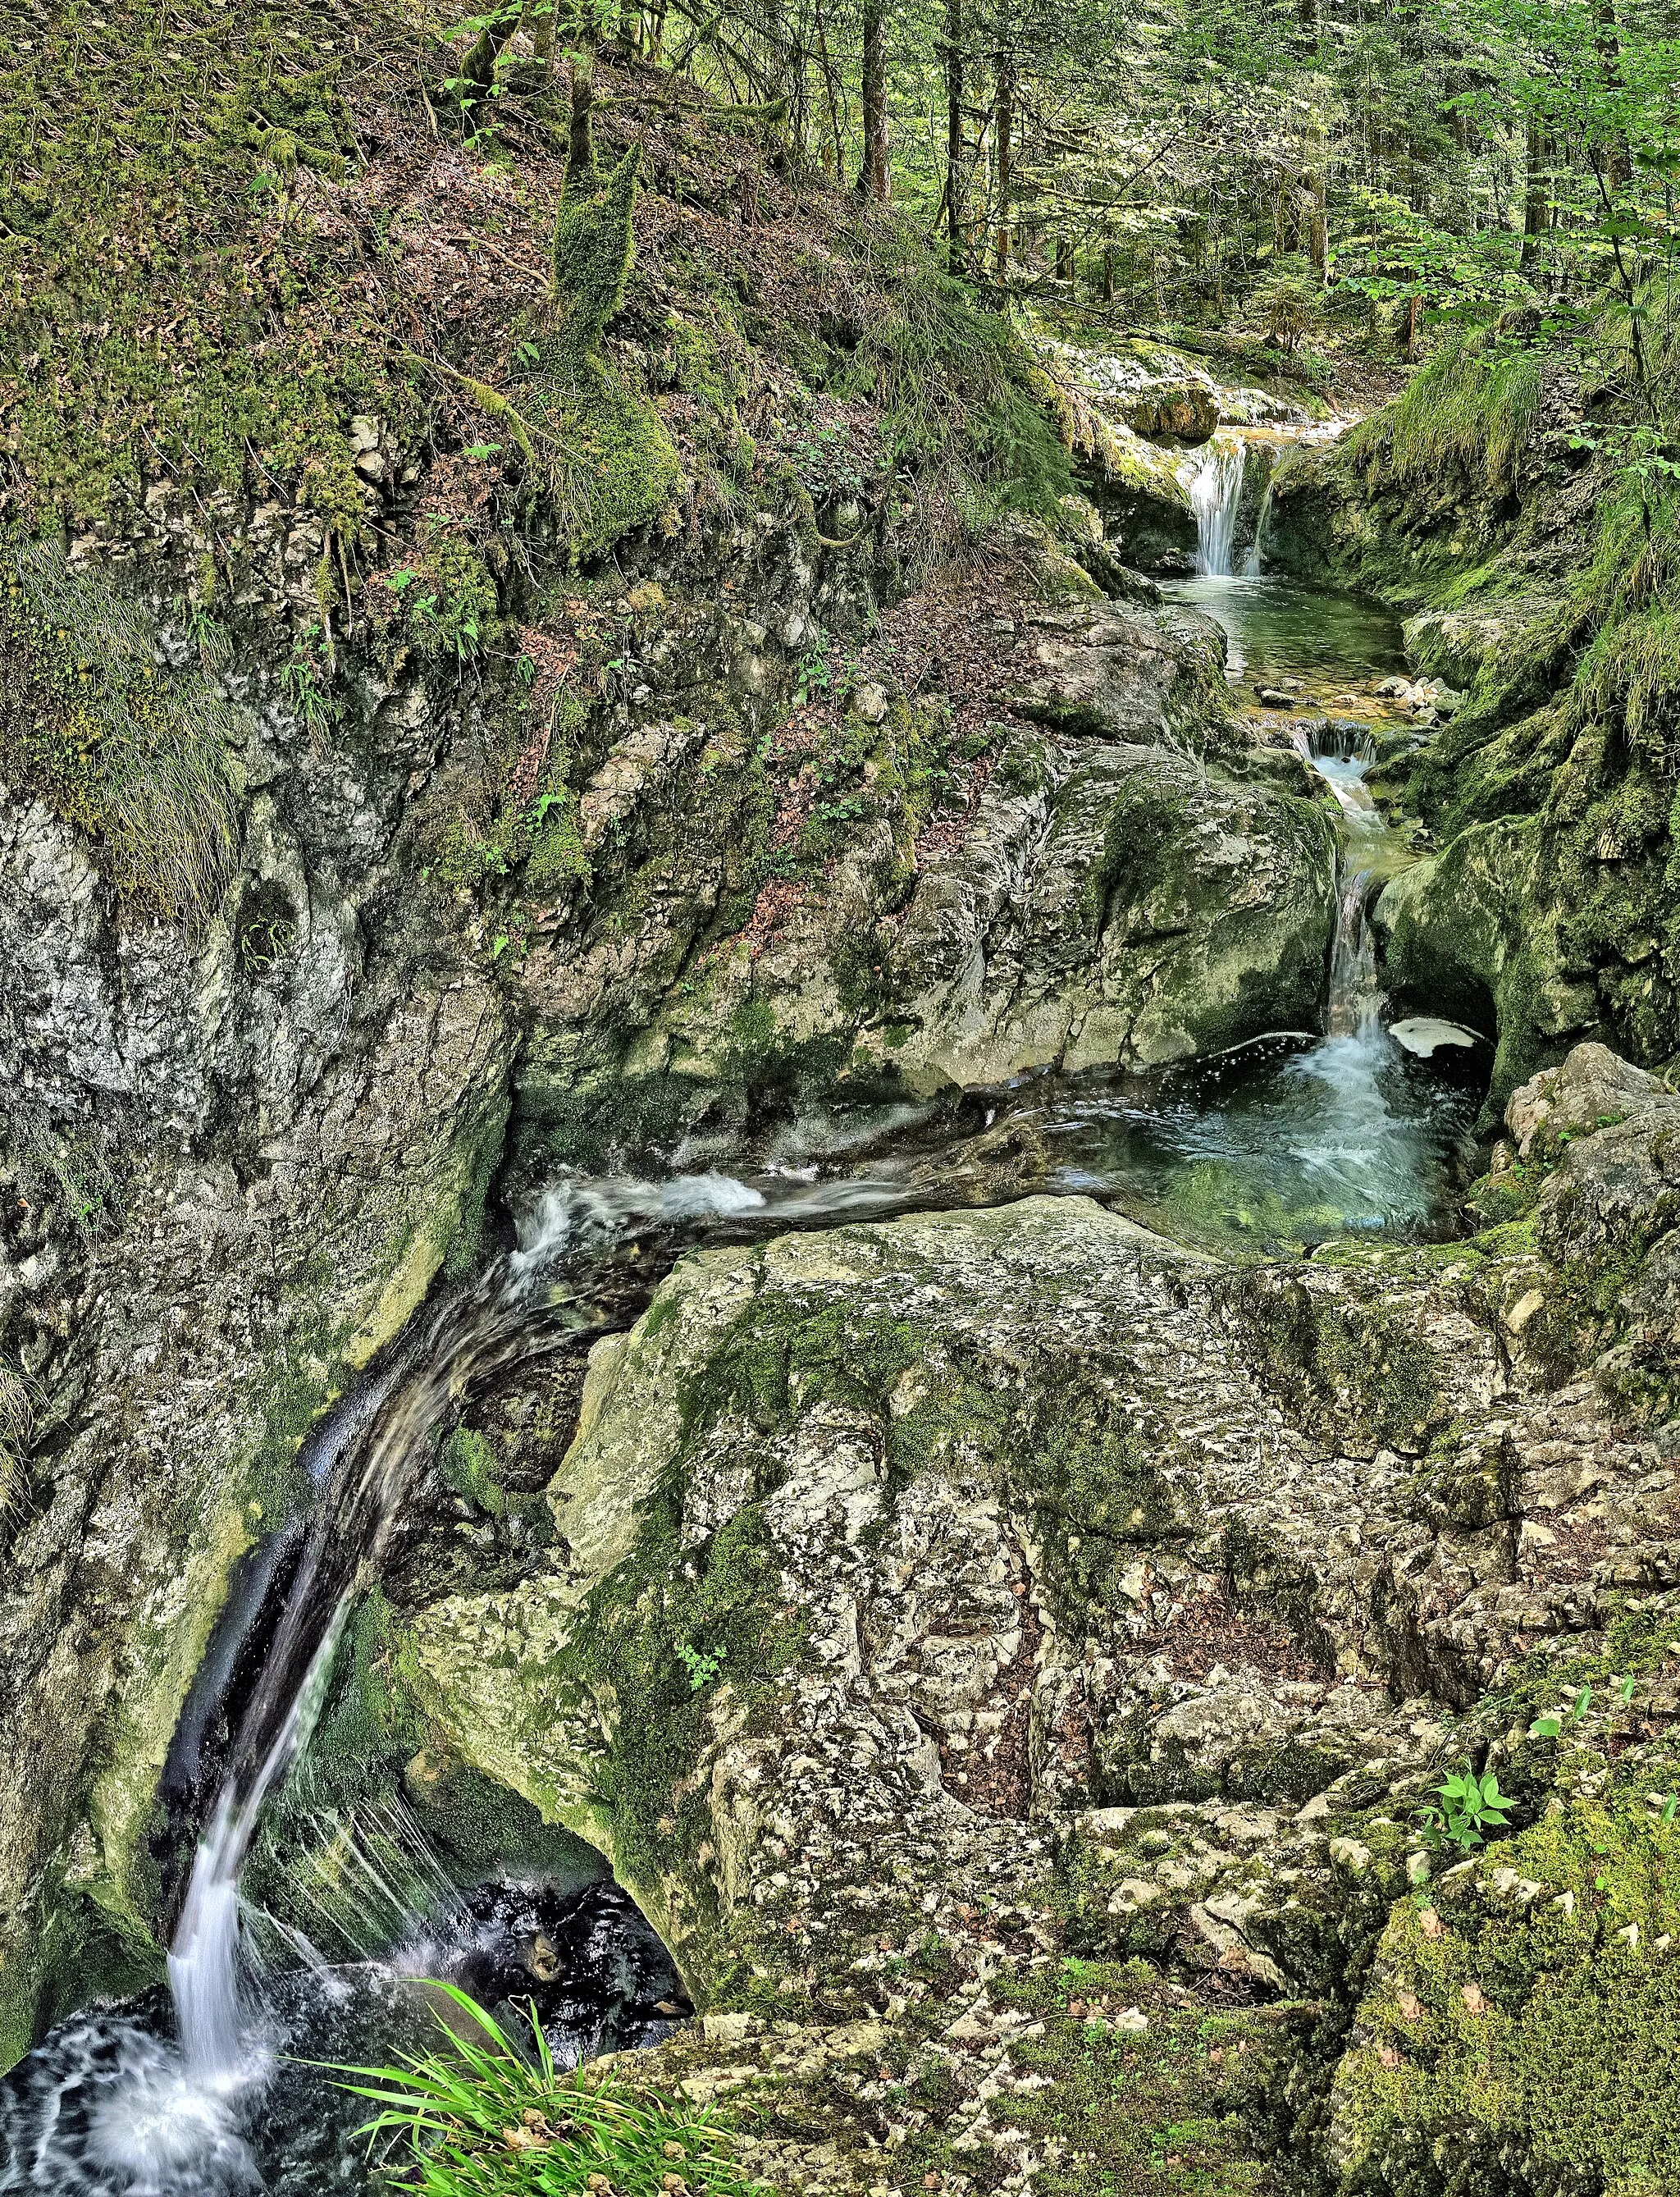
xmin=1417 ymin=1764 xmax=1513 ymax=1852
xmin=1529 ymin=1683 xmax=1597 ymax=1741
xmin=239 ymin=913 xmax=295 ymax=974
xmin=332 ymin=1983 xmax=751 ymax=2195
xmin=675 ymin=1642 xmax=725 ymax=1692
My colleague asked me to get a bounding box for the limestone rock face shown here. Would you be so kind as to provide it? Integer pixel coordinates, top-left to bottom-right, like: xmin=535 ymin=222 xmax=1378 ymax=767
xmin=0 ymin=633 xmax=513 ymax=2061
xmin=582 ymin=596 xmax=1337 ymax=1114
xmin=404 ymin=1086 xmax=1680 ymax=2189
xmin=884 ymin=731 xmax=1336 ymax=1084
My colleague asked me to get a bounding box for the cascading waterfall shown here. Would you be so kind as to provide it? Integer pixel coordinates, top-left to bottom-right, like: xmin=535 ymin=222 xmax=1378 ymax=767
xmin=1294 ymin=721 xmax=1385 ymax=1038
xmin=1241 ymin=476 xmax=1274 ymax=576
xmin=1181 ymin=438 xmax=1247 ymax=575
xmin=6 ymin=1172 xmax=778 ymax=2195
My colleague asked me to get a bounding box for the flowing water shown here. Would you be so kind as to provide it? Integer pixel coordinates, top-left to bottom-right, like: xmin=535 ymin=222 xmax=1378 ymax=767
xmin=1181 ymin=439 xmax=1249 ymax=577
xmin=1 ymin=532 xmax=1486 ymax=2193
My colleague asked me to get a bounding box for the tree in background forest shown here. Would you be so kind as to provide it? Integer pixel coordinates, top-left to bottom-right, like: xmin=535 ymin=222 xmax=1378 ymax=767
xmin=532 ymin=0 xmax=1673 ymax=355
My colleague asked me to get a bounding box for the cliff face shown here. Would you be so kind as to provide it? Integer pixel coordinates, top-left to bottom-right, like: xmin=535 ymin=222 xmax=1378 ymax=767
xmin=0 ymin=1 xmax=1341 ymax=2061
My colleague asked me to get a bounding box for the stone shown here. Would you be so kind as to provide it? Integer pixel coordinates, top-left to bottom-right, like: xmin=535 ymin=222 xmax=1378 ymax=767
xmin=1505 ymin=1040 xmax=1673 ymax=1158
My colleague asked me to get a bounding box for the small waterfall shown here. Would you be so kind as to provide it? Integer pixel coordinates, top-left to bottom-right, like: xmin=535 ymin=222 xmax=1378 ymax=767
xmin=1241 ymin=476 xmax=1274 ymax=576
xmin=1181 ymin=439 xmax=1247 ymax=576
xmin=1294 ymin=721 xmax=1387 ymax=1039
xmin=75 ymin=1173 xmax=760 ymax=2180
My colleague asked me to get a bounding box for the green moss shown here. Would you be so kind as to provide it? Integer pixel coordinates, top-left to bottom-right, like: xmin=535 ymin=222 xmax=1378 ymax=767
xmin=1335 ymin=1797 xmax=1680 ymax=2195
xmin=439 ymin=1425 xmax=506 ymax=1516
xmin=1230 ymin=1274 xmax=1448 ymax=1455
xmin=0 ymin=0 xmax=421 ymax=532
xmin=517 ymin=148 xmax=682 ymax=564
xmin=979 ymin=1957 xmax=1296 ymax=2196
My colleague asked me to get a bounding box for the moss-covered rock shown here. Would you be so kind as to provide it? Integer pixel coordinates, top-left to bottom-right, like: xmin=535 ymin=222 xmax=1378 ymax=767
xmin=388 ymin=1085 xmax=1680 ymax=2187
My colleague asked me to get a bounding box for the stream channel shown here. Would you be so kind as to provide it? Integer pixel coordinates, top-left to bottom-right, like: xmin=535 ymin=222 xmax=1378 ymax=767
xmin=0 ymin=459 xmax=1490 ymax=2195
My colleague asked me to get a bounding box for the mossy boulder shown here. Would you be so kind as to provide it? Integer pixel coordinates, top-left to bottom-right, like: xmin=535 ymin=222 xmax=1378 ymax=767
xmin=1331 ymin=1796 xmax=1680 ymax=2195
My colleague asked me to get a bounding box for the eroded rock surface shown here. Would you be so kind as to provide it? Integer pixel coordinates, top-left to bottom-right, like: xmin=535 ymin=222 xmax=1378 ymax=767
xmin=401 ymin=1062 xmax=1680 ymax=2194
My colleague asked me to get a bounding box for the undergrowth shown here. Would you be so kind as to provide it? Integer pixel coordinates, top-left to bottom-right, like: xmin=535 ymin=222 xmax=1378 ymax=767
xmin=1376 ymin=328 xmax=1541 ymax=492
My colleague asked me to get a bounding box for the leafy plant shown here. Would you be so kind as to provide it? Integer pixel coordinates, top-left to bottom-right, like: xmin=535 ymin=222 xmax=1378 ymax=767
xmin=1417 ymin=1764 xmax=1514 ymax=1852
xmin=331 ymin=1983 xmax=751 ymax=2196
xmin=675 ymin=1642 xmax=726 ymax=1692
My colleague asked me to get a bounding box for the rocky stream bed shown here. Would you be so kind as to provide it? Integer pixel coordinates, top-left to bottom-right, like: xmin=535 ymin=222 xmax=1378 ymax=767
xmin=3 ymin=178 xmax=1679 ymax=2194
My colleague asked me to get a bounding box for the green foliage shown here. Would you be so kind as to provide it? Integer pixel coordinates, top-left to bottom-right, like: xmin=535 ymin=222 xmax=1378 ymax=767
xmin=674 ymin=1642 xmax=726 ymax=1692
xmin=1416 ymin=1765 xmax=1513 ymax=1853
xmin=835 ymin=231 xmax=1073 ymax=542
xmin=334 ymin=1984 xmax=756 ymax=2196
xmin=1249 ymin=261 xmax=1321 ymax=356
xmin=386 ymin=524 xmax=501 ymax=663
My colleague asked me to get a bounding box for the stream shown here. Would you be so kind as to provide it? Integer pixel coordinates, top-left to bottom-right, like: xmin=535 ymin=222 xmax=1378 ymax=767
xmin=0 ymin=449 xmax=1488 ymax=2195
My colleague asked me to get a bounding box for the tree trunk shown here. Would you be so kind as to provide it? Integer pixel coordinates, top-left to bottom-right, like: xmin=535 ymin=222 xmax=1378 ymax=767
xmin=992 ymin=44 xmax=1015 ymax=277
xmin=857 ymin=0 xmax=889 ymax=199
xmin=944 ymin=0 xmax=964 ymax=276
xmin=567 ymin=32 xmax=596 ymax=180
xmin=1304 ymin=170 xmax=1327 ymax=278
xmin=1520 ymin=116 xmax=1551 ymax=268
xmin=1102 ymin=244 xmax=1114 ymax=303
xmin=1594 ymin=0 xmax=1632 ymax=194
xmin=459 ymin=2 xmax=522 ymax=126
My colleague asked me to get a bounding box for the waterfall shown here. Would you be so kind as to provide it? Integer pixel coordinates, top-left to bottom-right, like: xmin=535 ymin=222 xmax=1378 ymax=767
xmin=1181 ymin=439 xmax=1247 ymax=576
xmin=1294 ymin=723 xmax=1387 ymax=1039
xmin=1241 ymin=477 xmax=1274 ymax=576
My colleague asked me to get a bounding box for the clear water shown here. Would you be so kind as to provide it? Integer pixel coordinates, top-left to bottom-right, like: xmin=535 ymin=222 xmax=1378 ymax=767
xmin=1166 ymin=571 xmax=1408 ymax=715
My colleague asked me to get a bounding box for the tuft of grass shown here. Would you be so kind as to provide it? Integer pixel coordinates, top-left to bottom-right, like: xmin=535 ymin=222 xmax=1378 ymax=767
xmin=1384 ymin=330 xmax=1542 ymax=491
xmin=836 ymin=227 xmax=1072 ymax=555
xmin=332 ymin=1983 xmax=759 ymax=2197
xmin=0 ymin=1363 xmax=36 ymax=1519
xmin=1 ymin=544 xmax=243 ymax=932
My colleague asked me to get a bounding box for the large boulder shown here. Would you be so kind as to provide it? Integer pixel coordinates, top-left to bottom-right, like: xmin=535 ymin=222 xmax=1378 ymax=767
xmin=591 ymin=596 xmax=1337 ymax=1114
xmin=396 ymin=1075 xmax=1680 ymax=2191
xmin=880 ymin=729 xmax=1336 ymax=1084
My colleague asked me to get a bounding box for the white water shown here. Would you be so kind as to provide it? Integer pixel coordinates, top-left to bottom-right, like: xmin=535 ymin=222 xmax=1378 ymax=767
xmin=1181 ymin=439 xmax=1247 ymax=576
